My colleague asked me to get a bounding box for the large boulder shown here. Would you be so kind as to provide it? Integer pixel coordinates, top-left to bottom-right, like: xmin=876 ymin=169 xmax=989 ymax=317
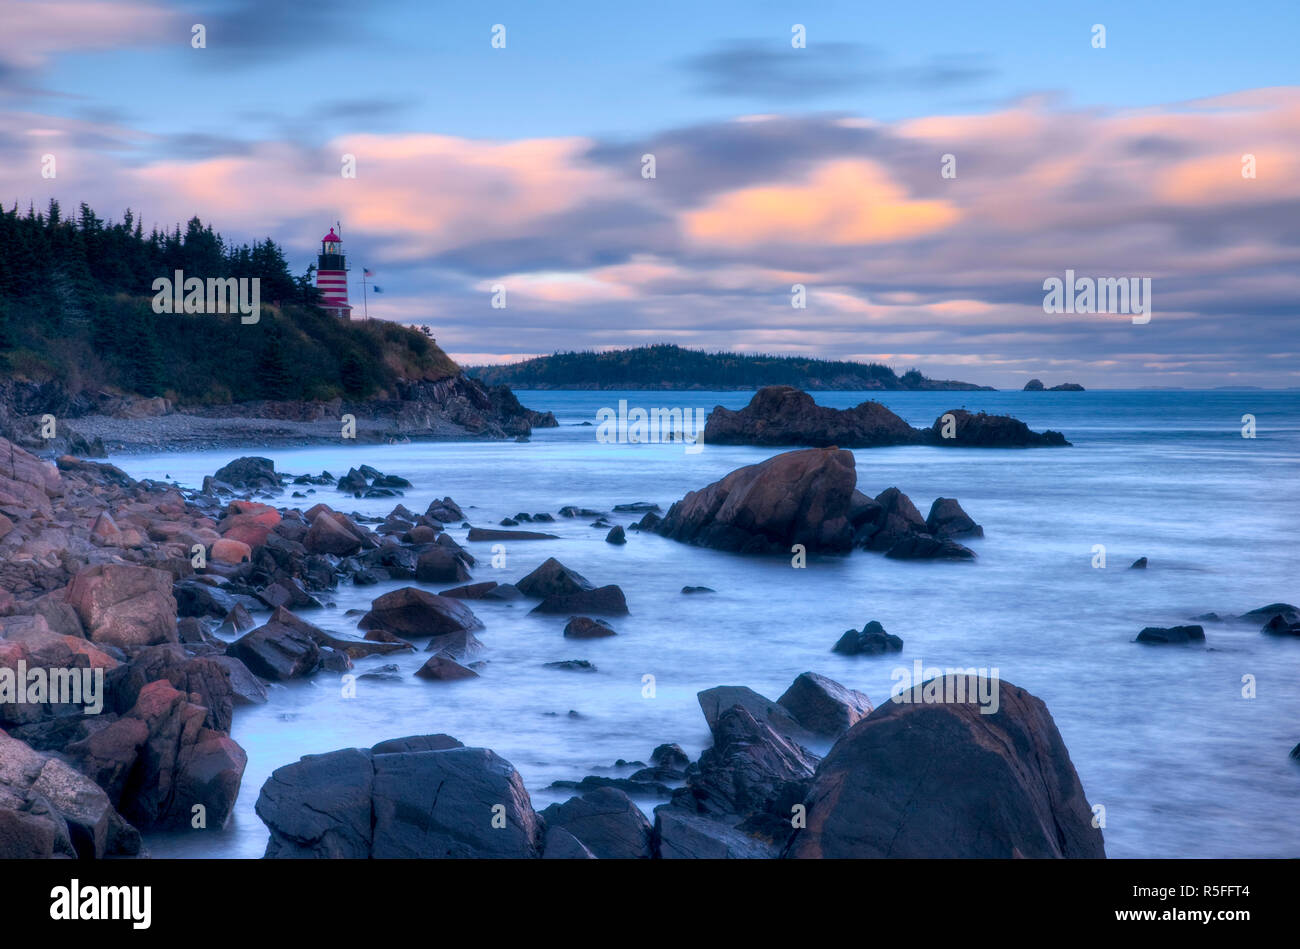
xmin=923 ymin=409 xmax=1070 ymax=447
xmin=653 ymin=807 xmax=778 ymax=859
xmin=357 ymin=587 xmax=484 ymax=639
xmin=776 ymin=672 xmax=872 ymax=739
xmin=539 ymin=787 xmax=653 ymax=859
xmin=0 ymin=730 xmax=139 ymax=858
xmin=833 ymin=620 xmax=903 ymax=655
xmin=784 ymin=675 xmax=1105 ymax=858
xmin=531 ymin=585 xmax=629 ymax=616
xmin=703 ymin=386 xmax=918 ymax=449
xmin=926 ymin=497 xmax=983 ymax=539
xmin=415 ymin=547 xmax=472 ymax=584
xmin=257 ymin=741 xmax=543 ymax=859
xmin=0 ymin=437 xmax=63 ymax=518
xmin=66 ymin=564 xmax=178 ymax=648
xmin=303 ymin=512 xmax=363 ymax=556
xmin=516 ymin=558 xmax=593 ymax=598
xmin=655 ymin=447 xmax=858 ymax=554
xmin=227 ymin=612 xmax=324 ymax=681
xmin=212 ymin=457 xmax=278 ymax=491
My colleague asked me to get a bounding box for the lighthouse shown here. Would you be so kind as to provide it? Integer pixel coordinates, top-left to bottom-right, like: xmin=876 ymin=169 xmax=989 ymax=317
xmin=315 ymin=227 xmax=353 ymax=319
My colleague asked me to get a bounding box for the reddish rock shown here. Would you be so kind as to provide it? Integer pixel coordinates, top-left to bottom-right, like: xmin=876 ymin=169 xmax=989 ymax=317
xmin=65 ymin=563 xmax=178 ymax=648
xmin=358 ymin=587 xmax=484 ymax=639
xmin=211 ymin=537 xmax=252 ymax=564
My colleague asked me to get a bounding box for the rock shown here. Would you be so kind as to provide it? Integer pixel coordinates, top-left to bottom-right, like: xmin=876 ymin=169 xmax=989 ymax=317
xmin=425 ymin=497 xmax=465 ymax=523
xmin=676 ymin=704 xmax=818 ymax=822
xmin=1136 ymin=625 xmax=1205 ymax=644
xmin=173 ymin=579 xmax=238 ymax=619
xmin=1261 ymin=614 xmax=1300 ymax=637
xmin=544 ymin=659 xmax=597 ymax=672
xmin=414 ymin=654 xmax=479 ymax=681
xmin=371 ymin=734 xmax=464 ymax=755
xmin=1130 ymin=557 xmax=1148 ymax=569
xmin=484 ymin=583 xmax=523 ymax=601
xmin=542 ymin=826 xmax=597 ymax=859
xmin=651 ymin=743 xmax=691 ymax=773
xmin=466 ymin=527 xmax=559 ymax=541
xmin=211 ymin=537 xmax=252 ymax=564
xmin=422 ymin=630 xmax=486 ymax=660
xmin=703 ymin=386 xmax=917 ymax=449
xmin=369 ymin=747 xmax=542 ymax=858
xmin=655 ymin=447 xmax=857 ymax=554
xmin=438 ymin=581 xmax=499 ymax=599
xmin=697 ymin=685 xmax=812 ymax=748
xmin=90 ymin=511 xmax=122 ymax=546
xmin=605 ymin=525 xmax=626 ymax=545
xmin=883 ymin=533 xmax=975 ymax=561
xmin=539 ymin=787 xmax=653 ymax=859
xmin=1050 ymin=382 xmax=1085 ymax=391
xmin=357 ymin=587 xmax=484 ymax=639
xmin=532 ymin=585 xmax=629 ymax=616
xmin=1241 ymin=603 xmax=1300 ymax=625
xmin=257 ymin=577 xmax=322 ymax=612
xmin=256 ymin=747 xmax=375 ymax=858
xmin=784 ymin=675 xmax=1105 ymax=858
xmin=304 ymin=512 xmax=363 ymax=556
xmin=213 ymin=456 xmax=278 ymax=491
xmin=653 ymin=807 xmax=778 ymax=859
xmin=227 ymin=613 xmax=323 ymax=680
xmin=925 ymin=497 xmax=983 ymax=539
xmin=832 ymin=620 xmax=903 ymax=655
xmin=1023 ymin=379 xmax=1045 ymax=391
xmin=415 ymin=547 xmax=472 ymax=584
xmin=66 ymin=564 xmax=178 ymax=648
xmin=681 ymin=586 xmax=715 ymax=594
xmin=337 ymin=468 xmax=367 ymax=493
xmin=776 ymin=672 xmax=873 ymax=738
xmin=0 ymin=730 xmax=139 ymax=858
xmin=117 ymin=680 xmax=246 ymax=830
xmin=516 ymin=558 xmax=594 ymax=598
xmin=925 ymin=409 xmax=1070 ymax=447
xmin=217 ymin=603 xmax=256 ymax=637
xmin=562 ymin=617 xmax=617 ymax=639
xmin=0 ymin=437 xmax=63 ymax=518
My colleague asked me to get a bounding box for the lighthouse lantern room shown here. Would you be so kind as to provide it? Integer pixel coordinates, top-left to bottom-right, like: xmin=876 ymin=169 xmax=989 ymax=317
xmin=315 ymin=227 xmax=353 ymax=319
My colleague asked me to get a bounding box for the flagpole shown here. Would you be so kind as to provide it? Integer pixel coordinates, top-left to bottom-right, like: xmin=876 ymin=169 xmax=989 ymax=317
xmin=362 ymin=269 xmax=369 ymax=321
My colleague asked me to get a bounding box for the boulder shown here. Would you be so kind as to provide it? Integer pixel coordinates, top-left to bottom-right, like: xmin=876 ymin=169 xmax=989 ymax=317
xmin=924 ymin=409 xmax=1070 ymax=447
xmin=697 ymin=686 xmax=810 ymax=748
xmin=414 ymin=654 xmax=479 ymax=681
xmin=466 ymin=527 xmax=559 ymax=541
xmin=66 ymin=564 xmax=178 ymax=648
xmin=653 ymin=807 xmax=778 ymax=859
xmin=703 ymin=386 xmax=918 ymax=449
xmin=676 ymin=704 xmax=817 ymax=822
xmin=532 ymin=585 xmax=629 ymax=616
xmin=304 ymin=512 xmax=363 ymax=556
xmin=655 ymin=447 xmax=857 ymax=554
xmin=422 ymin=630 xmax=486 ymax=660
xmin=227 ymin=613 xmax=323 ymax=680
xmin=1135 ymin=625 xmax=1205 ymax=644
xmin=358 ymin=587 xmax=484 ymax=638
xmin=256 ymin=747 xmax=375 ymax=858
xmin=776 ymin=672 xmax=872 ymax=738
xmin=542 ymin=826 xmax=597 ymax=859
xmin=415 ymin=547 xmax=472 ymax=584
xmin=539 ymin=787 xmax=653 ymax=859
xmin=784 ymin=676 xmax=1105 ymax=858
xmin=832 ymin=620 xmax=903 ymax=655
xmin=925 ymin=497 xmax=983 ymax=539
xmin=211 ymin=537 xmax=252 ymax=564
xmin=0 ymin=437 xmax=62 ymax=518
xmin=605 ymin=525 xmax=626 ymax=545
xmin=563 ymin=616 xmax=617 ymax=639
xmin=516 ymin=558 xmax=593 ymax=598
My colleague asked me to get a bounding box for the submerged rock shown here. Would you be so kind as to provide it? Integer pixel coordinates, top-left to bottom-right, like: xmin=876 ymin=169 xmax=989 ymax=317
xmin=1135 ymin=625 xmax=1205 ymax=644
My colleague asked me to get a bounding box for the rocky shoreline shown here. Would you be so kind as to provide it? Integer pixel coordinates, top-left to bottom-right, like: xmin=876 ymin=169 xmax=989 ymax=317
xmin=0 ymin=375 xmax=558 ymax=456
xmin=2 ymin=434 xmax=1293 ymax=859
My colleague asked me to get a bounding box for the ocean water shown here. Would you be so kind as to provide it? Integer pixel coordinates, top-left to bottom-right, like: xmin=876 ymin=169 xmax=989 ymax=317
xmin=114 ymin=389 xmax=1300 ymax=859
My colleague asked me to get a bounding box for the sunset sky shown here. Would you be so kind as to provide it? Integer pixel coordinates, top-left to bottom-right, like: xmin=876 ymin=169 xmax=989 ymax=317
xmin=2 ymin=0 xmax=1298 ymax=387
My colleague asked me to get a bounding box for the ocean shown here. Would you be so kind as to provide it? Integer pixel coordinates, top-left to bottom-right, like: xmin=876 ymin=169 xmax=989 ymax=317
xmin=113 ymin=389 xmax=1300 ymax=858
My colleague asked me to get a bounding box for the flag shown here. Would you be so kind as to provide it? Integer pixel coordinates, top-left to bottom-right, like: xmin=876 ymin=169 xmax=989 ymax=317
xmin=364 ymin=268 xmax=374 ymax=277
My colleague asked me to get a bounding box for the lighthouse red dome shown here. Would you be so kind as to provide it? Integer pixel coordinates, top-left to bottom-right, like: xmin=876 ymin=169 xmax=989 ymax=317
xmin=322 ymin=228 xmax=341 ymax=243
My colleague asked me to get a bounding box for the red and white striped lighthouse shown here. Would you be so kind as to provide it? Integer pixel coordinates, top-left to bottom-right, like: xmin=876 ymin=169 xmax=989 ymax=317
xmin=315 ymin=227 xmax=353 ymax=319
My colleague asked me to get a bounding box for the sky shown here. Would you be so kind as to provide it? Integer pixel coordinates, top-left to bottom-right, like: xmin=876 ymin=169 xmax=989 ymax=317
xmin=2 ymin=0 xmax=1298 ymax=387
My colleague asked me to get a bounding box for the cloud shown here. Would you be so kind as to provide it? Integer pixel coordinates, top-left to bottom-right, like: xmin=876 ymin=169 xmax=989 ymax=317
xmin=3 ymin=86 xmax=1299 ymax=386
xmin=681 ymin=40 xmax=995 ymax=101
